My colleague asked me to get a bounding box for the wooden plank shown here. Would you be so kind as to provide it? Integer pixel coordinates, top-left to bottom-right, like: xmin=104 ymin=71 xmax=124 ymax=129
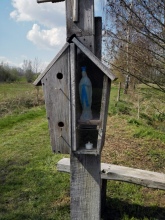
xmin=70 ymin=59 xmax=101 ymax=218
xmin=94 ymin=17 xmax=102 ymax=59
xmin=101 ymin=179 xmax=107 ymax=212
xmin=70 ymin=154 xmax=101 ymax=220
xmin=70 ymin=11 xmax=101 ymax=217
xmin=66 ymin=0 xmax=94 ymax=38
xmin=94 ymin=17 xmax=111 ymax=153
xmin=34 ymin=42 xmax=69 ymax=86
xmin=57 ymin=158 xmax=165 ymax=190
xmin=74 ymin=149 xmax=98 ymax=155
xmin=37 ymin=0 xmax=64 ymax=3
xmin=41 ymin=47 xmax=71 ymax=154
xmin=73 ymin=0 xmax=78 ymax=22
xmin=98 ymin=77 xmax=111 ymax=152
xmin=72 ymin=37 xmax=116 ymax=81
xmin=70 ymin=43 xmax=77 ymax=151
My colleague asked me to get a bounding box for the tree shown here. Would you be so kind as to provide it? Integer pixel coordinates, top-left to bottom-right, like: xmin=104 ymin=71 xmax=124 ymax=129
xmin=0 ymin=62 xmax=20 ymax=82
xmin=32 ymin=57 xmax=43 ymax=76
xmin=22 ymin=60 xmax=34 ymax=83
xmin=103 ymin=0 xmax=165 ymax=93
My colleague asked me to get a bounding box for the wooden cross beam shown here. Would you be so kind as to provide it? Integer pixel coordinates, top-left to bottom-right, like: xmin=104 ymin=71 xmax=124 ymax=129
xmin=37 ymin=0 xmax=79 ymax=22
xmin=37 ymin=0 xmax=64 ymax=3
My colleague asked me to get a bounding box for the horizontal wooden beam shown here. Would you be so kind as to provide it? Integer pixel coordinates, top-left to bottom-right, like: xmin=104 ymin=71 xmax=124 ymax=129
xmin=37 ymin=0 xmax=64 ymax=3
xmin=57 ymin=158 xmax=165 ymax=190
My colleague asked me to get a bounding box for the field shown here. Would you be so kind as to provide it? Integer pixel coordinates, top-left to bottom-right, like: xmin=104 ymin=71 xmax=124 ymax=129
xmin=0 ymin=82 xmax=165 ymax=220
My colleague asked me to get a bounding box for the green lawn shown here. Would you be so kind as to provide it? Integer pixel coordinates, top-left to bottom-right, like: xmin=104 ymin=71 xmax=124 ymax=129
xmin=0 ymin=106 xmax=70 ymax=220
xmin=0 ymin=82 xmax=165 ymax=220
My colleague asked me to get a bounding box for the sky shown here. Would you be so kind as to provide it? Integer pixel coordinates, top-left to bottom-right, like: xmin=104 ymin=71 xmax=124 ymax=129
xmin=0 ymin=0 xmax=104 ymax=71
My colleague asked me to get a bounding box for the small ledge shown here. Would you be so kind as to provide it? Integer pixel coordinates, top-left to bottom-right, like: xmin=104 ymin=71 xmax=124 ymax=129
xmin=78 ymin=119 xmax=101 ymax=126
xmin=73 ymin=148 xmax=99 ymax=155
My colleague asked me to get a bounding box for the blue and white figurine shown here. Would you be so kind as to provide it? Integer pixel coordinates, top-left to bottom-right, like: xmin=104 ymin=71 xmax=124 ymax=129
xmin=79 ymin=66 xmax=93 ymax=121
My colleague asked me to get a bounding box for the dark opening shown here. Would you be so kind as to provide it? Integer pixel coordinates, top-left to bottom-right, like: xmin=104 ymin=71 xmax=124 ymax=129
xmin=58 ymin=122 xmax=64 ymax=128
xmin=57 ymin=72 xmax=63 ymax=79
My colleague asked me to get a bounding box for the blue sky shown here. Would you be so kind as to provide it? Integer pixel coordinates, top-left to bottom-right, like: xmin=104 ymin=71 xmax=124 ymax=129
xmin=0 ymin=0 xmax=104 ymax=71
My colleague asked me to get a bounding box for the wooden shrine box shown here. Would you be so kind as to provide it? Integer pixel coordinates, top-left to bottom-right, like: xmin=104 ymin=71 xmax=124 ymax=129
xmin=34 ymin=37 xmax=116 ymax=155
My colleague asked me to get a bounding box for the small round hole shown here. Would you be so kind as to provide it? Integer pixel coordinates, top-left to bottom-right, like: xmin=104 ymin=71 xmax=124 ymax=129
xmin=58 ymin=122 xmax=64 ymax=127
xmin=57 ymin=72 xmax=63 ymax=79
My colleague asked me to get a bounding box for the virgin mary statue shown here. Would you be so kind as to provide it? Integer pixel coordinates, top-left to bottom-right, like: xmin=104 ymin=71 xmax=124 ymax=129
xmin=79 ymin=66 xmax=93 ymax=121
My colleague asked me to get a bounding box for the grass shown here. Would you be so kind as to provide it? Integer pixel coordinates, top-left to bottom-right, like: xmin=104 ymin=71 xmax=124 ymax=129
xmin=0 ymin=83 xmax=44 ymax=117
xmin=0 ymin=82 xmax=165 ymax=219
xmin=0 ymin=106 xmax=70 ymax=219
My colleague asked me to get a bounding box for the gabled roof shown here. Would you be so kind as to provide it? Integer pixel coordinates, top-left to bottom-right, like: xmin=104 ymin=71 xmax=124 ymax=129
xmin=34 ymin=37 xmax=116 ymax=86
xmin=72 ymin=37 xmax=116 ymax=81
xmin=33 ymin=42 xmax=69 ymax=86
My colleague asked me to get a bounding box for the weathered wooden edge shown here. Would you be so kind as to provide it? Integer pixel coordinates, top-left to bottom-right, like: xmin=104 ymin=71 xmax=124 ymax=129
xmin=57 ymin=158 xmax=165 ymax=190
xmin=72 ymin=37 xmax=117 ymax=81
xmin=73 ymin=0 xmax=78 ymax=22
xmin=70 ymin=43 xmax=77 ymax=151
xmin=98 ymin=77 xmax=111 ymax=153
xmin=37 ymin=0 xmax=64 ymax=3
xmin=33 ymin=42 xmax=70 ymax=86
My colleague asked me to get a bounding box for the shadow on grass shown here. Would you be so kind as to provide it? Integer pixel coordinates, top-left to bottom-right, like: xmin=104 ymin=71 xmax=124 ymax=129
xmin=102 ymin=197 xmax=165 ymax=220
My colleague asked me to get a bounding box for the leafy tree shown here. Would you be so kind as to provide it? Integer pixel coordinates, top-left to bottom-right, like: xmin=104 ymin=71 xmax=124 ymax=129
xmin=103 ymin=0 xmax=165 ymax=93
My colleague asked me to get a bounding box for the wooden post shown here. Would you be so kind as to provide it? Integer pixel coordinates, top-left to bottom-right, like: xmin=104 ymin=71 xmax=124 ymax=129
xmin=70 ymin=154 xmax=101 ymax=219
xmin=73 ymin=0 xmax=78 ymax=22
xmin=70 ymin=16 xmax=104 ymax=220
xmin=35 ymin=1 xmax=116 ymax=219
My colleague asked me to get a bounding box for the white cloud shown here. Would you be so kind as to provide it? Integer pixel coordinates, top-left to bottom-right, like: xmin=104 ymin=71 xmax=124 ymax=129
xmin=0 ymin=56 xmax=18 ymax=67
xmin=27 ymin=24 xmax=66 ymax=50
xmin=10 ymin=0 xmax=104 ymax=51
xmin=10 ymin=0 xmax=65 ymax=28
xmin=10 ymin=0 xmax=66 ymax=50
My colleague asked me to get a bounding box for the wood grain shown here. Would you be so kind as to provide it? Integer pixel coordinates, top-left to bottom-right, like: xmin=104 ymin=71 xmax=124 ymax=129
xmin=41 ymin=46 xmax=71 ymax=154
xmin=57 ymin=158 xmax=165 ymax=190
xmin=70 ymin=154 xmax=101 ymax=220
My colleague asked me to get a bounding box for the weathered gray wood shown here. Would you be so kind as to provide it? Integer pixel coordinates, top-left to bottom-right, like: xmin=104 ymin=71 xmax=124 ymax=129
xmin=70 ymin=43 xmax=77 ymax=151
xmin=66 ymin=0 xmax=94 ymax=38
xmin=94 ymin=17 xmax=111 ymax=153
xmin=34 ymin=42 xmax=69 ymax=86
xmin=98 ymin=77 xmax=111 ymax=153
xmin=37 ymin=0 xmax=64 ymax=3
xmin=73 ymin=0 xmax=78 ymax=22
xmin=70 ymin=154 xmax=101 ymax=220
xmin=41 ymin=46 xmax=71 ymax=154
xmin=70 ymin=5 xmax=102 ymax=218
xmin=94 ymin=17 xmax=102 ymax=59
xmin=76 ymin=36 xmax=95 ymax=53
xmin=101 ymin=179 xmax=107 ymax=212
xmin=78 ymin=119 xmax=101 ymax=126
xmin=57 ymin=158 xmax=165 ymax=190
xmin=74 ymin=148 xmax=98 ymax=155
xmin=72 ymin=37 xmax=116 ymax=81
